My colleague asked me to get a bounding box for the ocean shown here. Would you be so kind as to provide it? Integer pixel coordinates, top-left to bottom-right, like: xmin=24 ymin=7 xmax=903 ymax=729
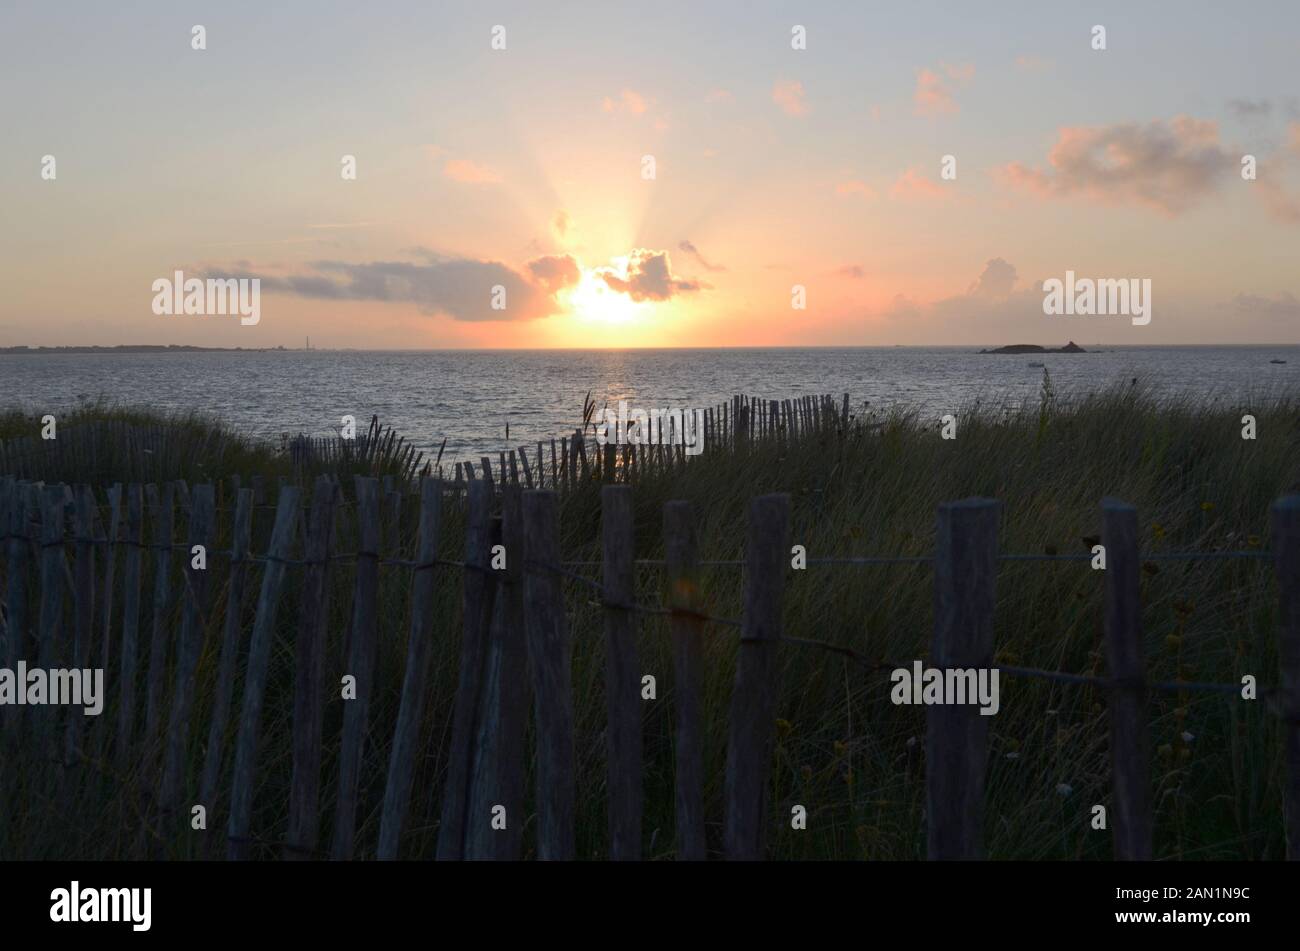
xmin=2 ymin=346 xmax=1296 ymax=463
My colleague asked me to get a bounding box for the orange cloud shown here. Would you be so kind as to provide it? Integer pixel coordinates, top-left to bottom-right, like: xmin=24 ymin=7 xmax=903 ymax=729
xmin=527 ymin=253 xmax=581 ymax=292
xmin=772 ymin=80 xmax=808 ymax=117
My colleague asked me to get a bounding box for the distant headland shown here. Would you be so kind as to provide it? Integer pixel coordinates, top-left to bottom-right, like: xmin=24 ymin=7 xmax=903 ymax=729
xmin=978 ymin=341 xmax=1087 ymax=354
xmin=0 ymin=345 xmax=288 ymax=354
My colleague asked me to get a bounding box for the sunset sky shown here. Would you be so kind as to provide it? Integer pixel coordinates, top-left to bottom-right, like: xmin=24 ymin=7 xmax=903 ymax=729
xmin=2 ymin=0 xmax=1298 ymax=348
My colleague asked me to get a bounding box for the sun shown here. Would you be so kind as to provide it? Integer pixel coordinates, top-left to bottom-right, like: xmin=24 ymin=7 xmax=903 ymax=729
xmin=566 ymin=268 xmax=644 ymax=325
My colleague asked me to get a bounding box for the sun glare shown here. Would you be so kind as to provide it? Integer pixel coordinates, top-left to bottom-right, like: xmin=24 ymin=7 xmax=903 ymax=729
xmin=566 ymin=268 xmax=644 ymax=326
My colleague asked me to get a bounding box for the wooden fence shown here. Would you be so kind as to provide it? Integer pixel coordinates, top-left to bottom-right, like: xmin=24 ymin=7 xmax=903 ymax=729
xmin=0 ymin=470 xmax=1297 ymax=859
xmin=0 ymin=393 xmax=848 ymax=490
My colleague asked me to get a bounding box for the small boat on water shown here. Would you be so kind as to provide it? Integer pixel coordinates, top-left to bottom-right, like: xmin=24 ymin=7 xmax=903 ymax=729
xmin=1028 ymin=362 xmax=1044 ymax=368
xmin=1270 ymin=359 xmax=1287 ymax=364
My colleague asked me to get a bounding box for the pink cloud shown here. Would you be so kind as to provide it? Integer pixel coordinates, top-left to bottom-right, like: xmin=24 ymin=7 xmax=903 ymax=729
xmin=443 ymin=159 xmax=501 ymax=184
xmin=1257 ymin=176 xmax=1300 ymax=223
xmin=1251 ymin=122 xmax=1300 ymax=223
xmin=836 ymin=180 xmax=876 ymax=199
xmin=890 ymin=167 xmax=946 ymax=200
xmin=1014 ymin=54 xmax=1050 ymax=71
xmin=602 ymin=89 xmax=648 ymax=114
xmin=944 ymin=62 xmax=975 ymax=82
xmin=914 ymin=63 xmax=972 ymax=117
xmin=772 ymin=80 xmax=808 ymax=117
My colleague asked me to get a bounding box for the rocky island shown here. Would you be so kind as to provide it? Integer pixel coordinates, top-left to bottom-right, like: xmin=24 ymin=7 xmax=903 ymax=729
xmin=979 ymin=341 xmax=1087 ymax=354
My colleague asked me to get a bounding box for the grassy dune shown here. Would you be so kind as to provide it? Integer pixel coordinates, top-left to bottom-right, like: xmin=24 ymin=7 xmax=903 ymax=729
xmin=1 ymin=381 xmax=1298 ymax=859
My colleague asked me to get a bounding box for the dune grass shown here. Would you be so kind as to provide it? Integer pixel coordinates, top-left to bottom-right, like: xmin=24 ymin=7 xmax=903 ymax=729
xmin=1 ymin=380 xmax=1297 ymax=860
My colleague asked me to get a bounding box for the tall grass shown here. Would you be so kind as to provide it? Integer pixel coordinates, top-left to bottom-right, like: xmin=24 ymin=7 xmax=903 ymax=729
xmin=1 ymin=382 xmax=1297 ymax=859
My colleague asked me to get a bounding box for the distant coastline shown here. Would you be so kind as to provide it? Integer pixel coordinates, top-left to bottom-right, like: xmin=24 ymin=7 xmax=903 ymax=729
xmin=0 ymin=345 xmax=289 ymax=354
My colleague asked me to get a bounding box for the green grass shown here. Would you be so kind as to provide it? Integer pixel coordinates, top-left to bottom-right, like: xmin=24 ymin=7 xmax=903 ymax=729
xmin=1 ymin=382 xmax=1298 ymax=860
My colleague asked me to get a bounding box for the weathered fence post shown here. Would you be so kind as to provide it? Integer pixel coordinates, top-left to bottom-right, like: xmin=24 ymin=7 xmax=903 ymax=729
xmin=522 ymin=489 xmax=575 ymax=859
xmin=227 ymin=486 xmax=301 ymax=861
xmin=3 ymin=480 xmax=30 ymax=678
xmin=465 ymin=487 xmax=529 ymax=860
xmin=0 ymin=480 xmax=10 ymax=666
xmin=61 ymin=486 xmax=96 ymax=792
xmin=2 ymin=482 xmax=30 ymax=738
xmin=37 ymin=484 xmax=66 ymax=672
xmin=574 ymin=430 xmax=589 ymax=483
xmin=143 ymin=482 xmax=175 ymax=757
xmin=116 ymin=485 xmax=144 ymax=766
xmin=926 ymin=497 xmax=999 ymax=860
xmin=159 ymin=484 xmax=215 ymax=833
xmin=378 ymin=477 xmax=443 ymax=860
xmin=724 ymin=493 xmax=790 ymax=860
xmin=98 ymin=483 xmax=122 ymax=669
xmin=519 ymin=446 xmax=533 ymax=488
xmin=1101 ymin=498 xmax=1152 ymax=860
xmin=199 ymin=488 xmax=253 ymax=815
xmin=332 ymin=477 xmax=381 ymax=860
xmin=1273 ymin=495 xmax=1300 ymax=860
xmin=285 ymin=476 xmax=338 ymax=859
xmin=602 ymin=485 xmax=642 ymax=859
xmin=35 ymin=485 xmax=67 ymax=741
xmin=437 ymin=478 xmax=496 ymax=860
xmin=665 ymin=500 xmax=706 ymax=860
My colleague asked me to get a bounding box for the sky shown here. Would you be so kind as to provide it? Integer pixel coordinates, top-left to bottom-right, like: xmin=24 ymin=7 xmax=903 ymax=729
xmin=1 ymin=0 xmax=1298 ymax=349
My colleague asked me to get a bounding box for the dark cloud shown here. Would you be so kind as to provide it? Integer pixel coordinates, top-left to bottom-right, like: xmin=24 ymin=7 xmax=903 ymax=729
xmin=995 ymin=116 xmax=1234 ymax=216
xmin=1233 ymin=291 xmax=1300 ymax=317
xmin=1226 ymin=98 xmax=1300 ymax=120
xmin=966 ymin=258 xmax=1018 ymax=298
xmin=206 ymin=252 xmax=572 ymax=321
xmin=598 ymin=249 xmax=704 ymax=302
xmin=1227 ymin=99 xmax=1272 ymax=118
xmin=678 ymin=240 xmax=727 ymax=272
